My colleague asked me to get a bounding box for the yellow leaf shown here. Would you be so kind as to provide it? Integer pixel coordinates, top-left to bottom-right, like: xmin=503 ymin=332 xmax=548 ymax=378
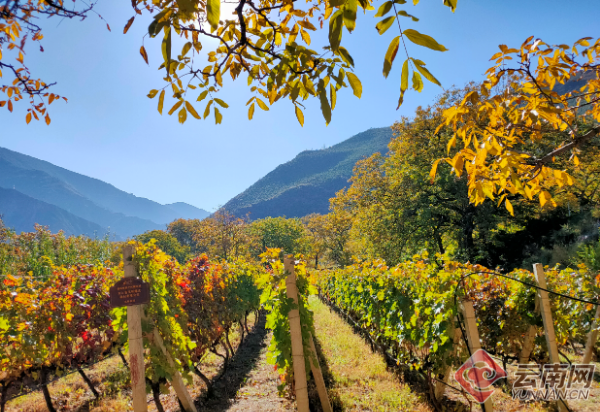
xmin=147 ymin=89 xmax=159 ymax=98
xmin=140 ymin=45 xmax=149 ymax=65
xmin=44 ymin=113 xmax=50 ymax=125
xmin=214 ymin=98 xmax=229 ymax=108
xmin=505 ymin=198 xmax=514 ymax=216
xmin=66 ymin=313 xmax=73 ymax=321
xmin=26 ymin=112 xmax=31 ymax=124
xmin=295 ymin=105 xmax=304 ymax=127
xmin=178 ymin=107 xmax=187 ymax=124
xmin=248 ymin=102 xmax=255 ymax=120
xmin=256 ymin=98 xmax=269 ymax=111
xmin=347 ymin=72 xmax=362 ymax=98
xmin=158 ymin=90 xmax=165 ymax=114
xmin=207 ymin=0 xmax=220 ymax=31
xmin=185 ymin=101 xmax=201 ymax=119
xmin=430 ymin=159 xmax=442 ymax=183
xmin=214 ymin=107 xmax=223 ymax=124
xmin=168 ymin=100 xmax=183 ymax=116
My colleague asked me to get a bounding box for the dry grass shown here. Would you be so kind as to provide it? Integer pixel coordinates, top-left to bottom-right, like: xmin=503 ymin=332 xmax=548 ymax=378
xmin=6 ymin=313 xmax=257 ymax=412
xmin=309 ymin=296 xmax=432 ymax=412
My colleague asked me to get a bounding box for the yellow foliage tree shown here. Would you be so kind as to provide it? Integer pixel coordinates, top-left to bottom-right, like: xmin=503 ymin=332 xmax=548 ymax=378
xmin=433 ymin=36 xmax=600 ymax=213
xmin=1 ymin=0 xmax=455 ymax=125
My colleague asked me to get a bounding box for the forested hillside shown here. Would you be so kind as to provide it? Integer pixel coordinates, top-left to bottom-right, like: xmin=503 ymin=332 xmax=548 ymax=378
xmin=220 ymin=127 xmax=393 ymax=219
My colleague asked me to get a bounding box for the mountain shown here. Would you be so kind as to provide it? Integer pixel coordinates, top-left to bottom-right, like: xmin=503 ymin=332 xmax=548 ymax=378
xmin=165 ymin=202 xmax=211 ymax=220
xmin=0 ymin=147 xmax=210 ymax=237
xmin=221 ymin=127 xmax=394 ymax=219
xmin=0 ymin=187 xmax=110 ymax=238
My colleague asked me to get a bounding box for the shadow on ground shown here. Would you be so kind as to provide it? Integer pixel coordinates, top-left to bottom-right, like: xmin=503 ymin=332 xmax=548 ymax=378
xmin=195 ymin=312 xmax=270 ymax=412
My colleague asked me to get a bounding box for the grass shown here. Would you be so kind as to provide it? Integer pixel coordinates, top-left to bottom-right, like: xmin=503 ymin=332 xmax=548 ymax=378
xmin=6 ymin=313 xmax=257 ymax=412
xmin=309 ymin=296 xmax=432 ymax=412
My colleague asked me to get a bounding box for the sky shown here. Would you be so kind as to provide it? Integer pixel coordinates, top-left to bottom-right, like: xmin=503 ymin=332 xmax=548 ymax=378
xmin=1 ymin=0 xmax=599 ymax=211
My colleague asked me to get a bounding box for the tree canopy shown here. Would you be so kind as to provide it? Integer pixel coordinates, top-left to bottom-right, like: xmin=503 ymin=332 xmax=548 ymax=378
xmin=1 ymin=0 xmax=455 ymax=125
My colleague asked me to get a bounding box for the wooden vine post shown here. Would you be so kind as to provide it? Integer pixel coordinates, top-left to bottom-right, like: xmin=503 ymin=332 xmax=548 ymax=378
xmin=122 ymin=245 xmax=148 ymax=412
xmin=459 ymin=299 xmax=493 ymax=412
xmin=284 ymin=257 xmax=331 ymax=412
xmin=121 ymin=245 xmax=197 ymax=412
xmin=434 ymin=319 xmax=461 ymax=400
xmin=284 ymin=257 xmax=310 ymax=412
xmin=582 ymin=304 xmax=600 ymax=364
xmin=519 ymin=295 xmax=539 ymax=364
xmin=533 ymin=263 xmax=568 ymax=412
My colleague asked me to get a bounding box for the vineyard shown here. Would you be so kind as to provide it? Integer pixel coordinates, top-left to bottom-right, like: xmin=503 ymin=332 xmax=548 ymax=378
xmin=1 ymin=226 xmax=600 ymax=411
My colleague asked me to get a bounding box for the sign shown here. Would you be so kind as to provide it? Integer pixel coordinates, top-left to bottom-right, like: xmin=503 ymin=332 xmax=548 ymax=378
xmin=110 ymin=277 xmax=150 ymax=308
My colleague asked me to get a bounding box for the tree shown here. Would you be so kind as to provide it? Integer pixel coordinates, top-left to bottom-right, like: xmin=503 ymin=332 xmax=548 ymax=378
xmin=192 ymin=210 xmax=248 ymax=259
xmin=135 ymin=229 xmax=191 ymax=263
xmin=2 ymin=0 xmax=456 ymax=125
xmin=301 ymin=213 xmax=328 ymax=268
xmin=434 ymin=36 xmax=600 ymax=211
xmin=167 ymin=218 xmax=204 ymax=251
xmin=248 ymin=216 xmax=306 ymax=256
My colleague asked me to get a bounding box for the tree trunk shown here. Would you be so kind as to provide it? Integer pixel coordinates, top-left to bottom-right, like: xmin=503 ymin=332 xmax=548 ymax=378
xmin=40 ymin=368 xmax=57 ymax=412
xmin=193 ymin=365 xmax=211 ymax=388
xmin=225 ymin=328 xmax=235 ymax=356
xmin=77 ymin=367 xmax=100 ymax=398
xmin=239 ymin=320 xmax=245 ymax=343
xmin=433 ymin=227 xmax=445 ymax=255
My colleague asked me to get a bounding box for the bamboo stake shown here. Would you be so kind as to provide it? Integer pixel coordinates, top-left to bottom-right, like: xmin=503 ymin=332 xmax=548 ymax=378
xmin=123 ymin=245 xmax=148 ymax=412
xmin=284 ymin=257 xmax=309 ymax=412
xmin=519 ymin=295 xmax=539 ymax=364
xmin=308 ymin=333 xmax=332 ymax=412
xmin=460 ymin=299 xmax=493 ymax=412
xmin=533 ymin=263 xmax=568 ymax=412
xmin=582 ymin=303 xmax=600 ymax=364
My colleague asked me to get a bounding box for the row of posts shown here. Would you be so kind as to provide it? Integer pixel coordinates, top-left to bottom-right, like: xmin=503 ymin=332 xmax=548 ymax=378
xmin=123 ymin=247 xmax=330 ymax=412
xmin=436 ymin=263 xmax=600 ymax=412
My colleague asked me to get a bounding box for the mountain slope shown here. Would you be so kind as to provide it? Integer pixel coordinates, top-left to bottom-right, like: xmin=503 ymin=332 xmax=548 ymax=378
xmin=0 ymin=147 xmax=209 ymax=225
xmin=0 ymin=187 xmax=111 ymax=238
xmin=165 ymin=202 xmax=211 ymax=220
xmin=0 ymin=160 xmax=163 ymax=238
xmin=221 ymin=127 xmax=393 ymax=219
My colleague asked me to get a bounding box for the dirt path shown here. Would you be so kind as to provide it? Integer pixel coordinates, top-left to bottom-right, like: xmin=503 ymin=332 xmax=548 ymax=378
xmin=196 ymin=312 xmax=295 ymax=412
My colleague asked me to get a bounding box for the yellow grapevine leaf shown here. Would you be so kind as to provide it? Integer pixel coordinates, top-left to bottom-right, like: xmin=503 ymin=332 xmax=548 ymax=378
xmin=347 ymin=72 xmax=362 ymax=98
xmin=403 ymin=29 xmax=448 ymax=52
xmin=295 ymin=105 xmax=304 ymax=127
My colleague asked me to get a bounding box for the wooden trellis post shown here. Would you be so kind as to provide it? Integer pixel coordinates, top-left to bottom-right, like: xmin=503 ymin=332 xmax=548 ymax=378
xmin=519 ymin=295 xmax=539 ymax=364
xmin=582 ymin=304 xmax=600 ymax=364
xmin=533 ymin=263 xmax=568 ymax=412
xmin=284 ymin=257 xmax=310 ymax=412
xmin=123 ymin=245 xmax=148 ymax=412
xmin=460 ymin=299 xmax=494 ymax=412
xmin=122 ymin=245 xmax=197 ymax=412
xmin=308 ymin=332 xmax=332 ymax=412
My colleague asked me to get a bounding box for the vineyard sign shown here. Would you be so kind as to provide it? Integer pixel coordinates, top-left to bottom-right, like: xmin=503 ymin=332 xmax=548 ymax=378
xmin=110 ymin=277 xmax=150 ymax=308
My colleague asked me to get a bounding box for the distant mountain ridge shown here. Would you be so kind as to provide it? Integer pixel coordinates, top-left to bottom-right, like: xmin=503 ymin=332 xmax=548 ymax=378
xmin=0 ymin=187 xmax=109 ymax=238
xmin=221 ymin=127 xmax=394 ymax=219
xmin=0 ymin=147 xmax=209 ymax=237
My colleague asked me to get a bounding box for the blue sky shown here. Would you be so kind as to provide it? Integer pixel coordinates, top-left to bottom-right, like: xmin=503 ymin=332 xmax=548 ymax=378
xmin=1 ymin=0 xmax=599 ymax=211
